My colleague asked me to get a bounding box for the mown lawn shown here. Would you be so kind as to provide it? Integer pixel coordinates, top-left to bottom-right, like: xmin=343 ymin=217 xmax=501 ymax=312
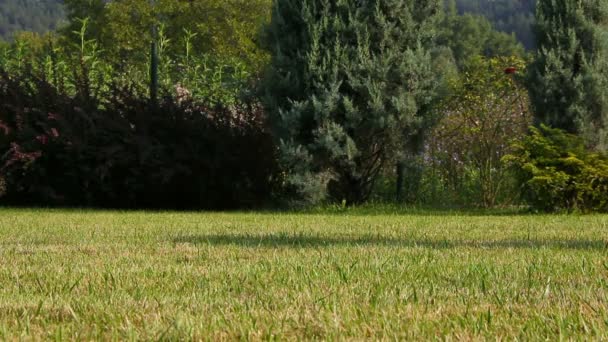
xmin=0 ymin=209 xmax=606 ymax=339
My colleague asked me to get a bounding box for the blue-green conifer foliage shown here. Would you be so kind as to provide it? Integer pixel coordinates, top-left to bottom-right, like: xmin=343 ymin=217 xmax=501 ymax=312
xmin=264 ymin=0 xmax=441 ymax=205
xmin=528 ymin=0 xmax=608 ymax=151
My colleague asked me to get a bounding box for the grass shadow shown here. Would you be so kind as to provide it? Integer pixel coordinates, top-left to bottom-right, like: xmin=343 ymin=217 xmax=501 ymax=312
xmin=174 ymin=234 xmax=608 ymax=250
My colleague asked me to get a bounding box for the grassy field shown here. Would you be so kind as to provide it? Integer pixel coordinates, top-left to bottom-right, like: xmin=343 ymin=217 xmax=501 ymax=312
xmin=0 ymin=209 xmax=607 ymax=340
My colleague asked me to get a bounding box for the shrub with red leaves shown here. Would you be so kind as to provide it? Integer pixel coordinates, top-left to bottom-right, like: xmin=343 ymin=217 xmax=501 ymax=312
xmin=0 ymin=70 xmax=278 ymax=209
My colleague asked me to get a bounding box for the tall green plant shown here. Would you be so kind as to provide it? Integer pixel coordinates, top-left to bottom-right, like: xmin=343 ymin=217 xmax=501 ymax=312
xmin=67 ymin=18 xmax=113 ymax=102
xmin=61 ymin=0 xmax=271 ymax=73
xmin=528 ymin=0 xmax=608 ymax=151
xmin=264 ymin=0 xmax=441 ymax=206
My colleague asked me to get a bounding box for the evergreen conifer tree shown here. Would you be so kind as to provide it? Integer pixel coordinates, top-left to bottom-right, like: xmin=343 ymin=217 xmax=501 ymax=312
xmin=263 ymin=0 xmax=441 ymax=205
xmin=528 ymin=0 xmax=608 ymax=150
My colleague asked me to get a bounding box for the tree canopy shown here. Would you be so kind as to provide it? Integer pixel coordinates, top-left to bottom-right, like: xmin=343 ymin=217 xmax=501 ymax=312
xmin=453 ymin=0 xmax=537 ymax=50
xmin=59 ymin=0 xmax=271 ymax=72
xmin=439 ymin=3 xmax=526 ymax=68
xmin=0 ymin=0 xmax=64 ymax=41
xmin=1 ymin=1 xmax=538 ymax=49
xmin=527 ymin=0 xmax=608 ymax=151
xmin=264 ymin=0 xmax=442 ymax=205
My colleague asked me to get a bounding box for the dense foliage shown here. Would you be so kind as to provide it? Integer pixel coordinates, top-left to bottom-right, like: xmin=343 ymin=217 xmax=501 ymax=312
xmin=264 ymin=0 xmax=441 ymax=206
xmin=1 ymin=0 xmax=607 ymax=212
xmin=438 ymin=4 xmax=525 ymax=68
xmin=503 ymin=125 xmax=608 ymax=212
xmin=0 ymin=39 xmax=277 ymax=209
xmin=527 ymin=0 xmax=608 ymax=151
xmin=61 ymin=0 xmax=271 ymax=73
xmin=454 ymin=0 xmax=537 ymax=50
xmin=0 ymin=0 xmax=64 ymax=41
xmin=428 ymin=56 xmax=531 ymax=207
xmin=0 ymin=1 xmax=538 ymax=50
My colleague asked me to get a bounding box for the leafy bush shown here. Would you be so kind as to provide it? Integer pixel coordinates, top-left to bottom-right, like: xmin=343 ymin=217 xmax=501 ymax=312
xmin=0 ymin=69 xmax=277 ymax=209
xmin=503 ymin=125 xmax=608 ymax=212
xmin=427 ymin=56 xmax=532 ymax=208
xmin=0 ymin=18 xmax=278 ymax=210
xmin=0 ymin=21 xmax=252 ymax=108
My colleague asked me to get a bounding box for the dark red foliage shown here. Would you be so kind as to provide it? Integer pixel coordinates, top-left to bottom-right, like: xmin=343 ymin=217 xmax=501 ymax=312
xmin=0 ymin=70 xmax=278 ymax=209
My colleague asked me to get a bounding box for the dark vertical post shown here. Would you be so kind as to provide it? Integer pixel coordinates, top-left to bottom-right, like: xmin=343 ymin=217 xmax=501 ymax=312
xmin=396 ymin=161 xmax=404 ymax=202
xmin=149 ymin=0 xmax=159 ymax=109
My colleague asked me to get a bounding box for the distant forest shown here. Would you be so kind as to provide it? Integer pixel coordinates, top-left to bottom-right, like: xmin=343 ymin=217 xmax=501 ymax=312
xmin=0 ymin=0 xmax=64 ymax=40
xmin=454 ymin=0 xmax=537 ymax=49
xmin=0 ymin=0 xmax=536 ymax=49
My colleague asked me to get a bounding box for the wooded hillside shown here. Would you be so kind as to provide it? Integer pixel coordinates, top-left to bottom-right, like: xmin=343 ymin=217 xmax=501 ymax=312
xmin=455 ymin=0 xmax=536 ymax=49
xmin=0 ymin=0 xmax=536 ymax=48
xmin=0 ymin=0 xmax=64 ymax=40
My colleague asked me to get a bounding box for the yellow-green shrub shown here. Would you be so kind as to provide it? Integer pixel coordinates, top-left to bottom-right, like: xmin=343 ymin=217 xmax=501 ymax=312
xmin=503 ymin=125 xmax=608 ymax=212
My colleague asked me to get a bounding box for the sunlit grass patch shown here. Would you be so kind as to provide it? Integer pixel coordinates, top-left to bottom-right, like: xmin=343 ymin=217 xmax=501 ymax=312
xmin=0 ymin=209 xmax=606 ymax=339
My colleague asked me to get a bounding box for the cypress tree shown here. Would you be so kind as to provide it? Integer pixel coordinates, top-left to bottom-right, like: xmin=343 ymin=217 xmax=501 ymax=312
xmin=263 ymin=0 xmax=441 ymax=206
xmin=528 ymin=0 xmax=608 ymax=150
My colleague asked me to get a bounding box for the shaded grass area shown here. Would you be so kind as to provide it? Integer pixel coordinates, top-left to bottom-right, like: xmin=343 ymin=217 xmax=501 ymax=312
xmin=175 ymin=233 xmax=608 ymax=250
xmin=0 ymin=208 xmax=607 ymax=339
